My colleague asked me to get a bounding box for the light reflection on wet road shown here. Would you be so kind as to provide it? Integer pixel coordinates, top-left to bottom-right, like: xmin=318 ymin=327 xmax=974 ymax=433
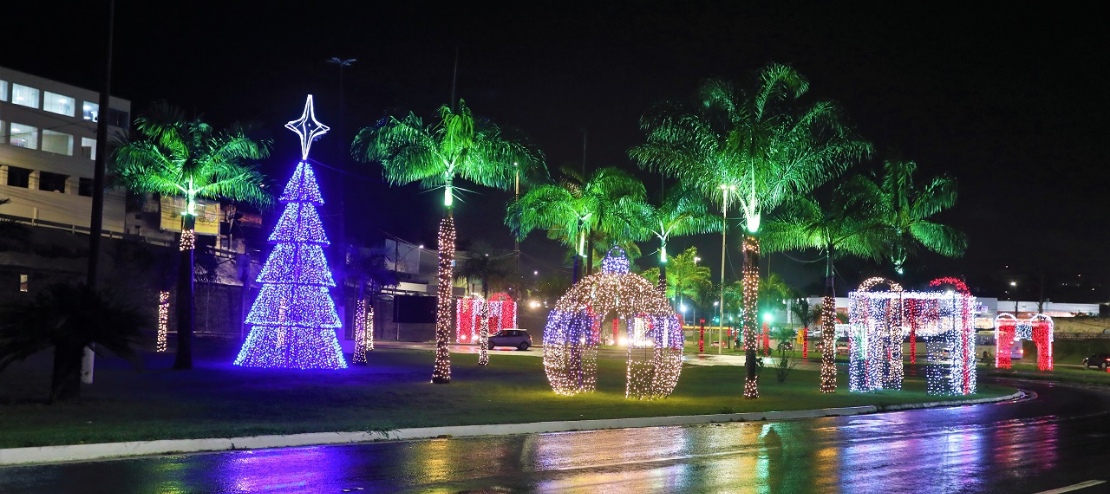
xmin=2 ymin=379 xmax=1108 ymax=494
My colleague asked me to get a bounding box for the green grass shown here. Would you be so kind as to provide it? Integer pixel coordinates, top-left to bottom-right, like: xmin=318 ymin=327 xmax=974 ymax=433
xmin=0 ymin=343 xmax=1014 ymax=449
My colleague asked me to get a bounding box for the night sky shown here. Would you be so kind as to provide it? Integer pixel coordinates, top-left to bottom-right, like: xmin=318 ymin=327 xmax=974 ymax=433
xmin=7 ymin=1 xmax=1107 ymax=302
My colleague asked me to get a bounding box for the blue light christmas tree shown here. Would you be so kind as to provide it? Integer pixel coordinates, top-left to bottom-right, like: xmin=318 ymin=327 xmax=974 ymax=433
xmin=234 ymin=95 xmax=347 ymax=369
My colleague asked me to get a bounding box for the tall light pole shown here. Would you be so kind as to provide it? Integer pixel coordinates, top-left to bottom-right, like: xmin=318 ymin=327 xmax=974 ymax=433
xmin=1010 ymin=281 xmax=1018 ymax=314
xmin=326 ymin=57 xmax=355 ymax=323
xmin=694 ymin=256 xmax=701 ymax=331
xmin=719 ymin=184 xmax=735 ymax=354
xmin=514 ymin=162 xmax=520 ymax=297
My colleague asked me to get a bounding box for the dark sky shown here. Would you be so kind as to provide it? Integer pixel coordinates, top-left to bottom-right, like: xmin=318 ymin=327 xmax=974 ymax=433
xmin=7 ymin=1 xmax=1108 ymax=302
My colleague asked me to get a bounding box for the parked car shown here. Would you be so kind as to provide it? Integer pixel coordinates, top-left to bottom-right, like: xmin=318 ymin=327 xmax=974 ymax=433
xmin=488 ymin=329 xmax=532 ymax=351
xmin=1083 ymin=353 xmax=1110 ymax=370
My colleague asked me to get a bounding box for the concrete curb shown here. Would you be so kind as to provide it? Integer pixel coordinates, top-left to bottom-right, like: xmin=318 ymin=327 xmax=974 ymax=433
xmin=0 ymin=392 xmax=1022 ymax=467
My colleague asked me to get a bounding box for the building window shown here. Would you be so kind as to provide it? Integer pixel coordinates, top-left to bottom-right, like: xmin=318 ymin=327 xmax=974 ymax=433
xmin=81 ymin=137 xmax=96 ymax=160
xmin=9 ymin=123 xmax=38 ymax=149
xmin=42 ymin=130 xmax=74 ymax=156
xmin=11 ymin=84 xmax=39 ymax=109
xmin=20 ymin=274 xmax=29 ymax=293
xmin=107 ymin=108 xmax=129 ymax=128
xmin=39 ymin=171 xmax=67 ymax=193
xmin=6 ymin=166 xmax=31 ymax=188
xmin=83 ymin=101 xmax=99 ymax=122
xmin=79 ymin=177 xmax=93 ymax=197
xmin=43 ymin=92 xmax=76 ymax=117
xmin=0 ymin=80 xmax=8 ymax=101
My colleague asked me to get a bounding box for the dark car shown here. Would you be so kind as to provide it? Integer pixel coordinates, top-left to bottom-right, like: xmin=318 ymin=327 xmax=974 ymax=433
xmin=1082 ymin=353 xmax=1110 ymax=370
xmin=488 ymin=329 xmax=532 ymax=351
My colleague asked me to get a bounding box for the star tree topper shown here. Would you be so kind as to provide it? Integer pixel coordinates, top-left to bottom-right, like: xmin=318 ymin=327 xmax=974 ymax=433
xmin=286 ymin=95 xmax=330 ymax=160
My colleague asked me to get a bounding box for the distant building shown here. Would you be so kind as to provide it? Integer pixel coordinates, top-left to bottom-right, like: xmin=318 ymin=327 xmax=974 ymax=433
xmin=0 ymin=66 xmax=130 ymax=232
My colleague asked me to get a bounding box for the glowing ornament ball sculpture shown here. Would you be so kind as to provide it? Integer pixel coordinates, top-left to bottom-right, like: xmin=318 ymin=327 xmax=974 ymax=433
xmin=846 ymin=277 xmax=977 ymax=395
xmin=233 ymin=95 xmax=347 ymax=370
xmin=543 ymin=247 xmax=684 ymax=399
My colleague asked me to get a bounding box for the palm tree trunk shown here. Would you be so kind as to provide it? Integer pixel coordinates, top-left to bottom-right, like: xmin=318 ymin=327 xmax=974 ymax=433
xmin=432 ymin=215 xmax=455 ymax=383
xmin=820 ymin=249 xmax=837 ymax=393
xmin=742 ymin=234 xmax=760 ymax=399
xmin=173 ymin=214 xmax=196 ymax=370
xmin=50 ymin=342 xmax=85 ymax=402
xmin=479 ymin=275 xmax=490 ymax=366
xmin=585 ymin=235 xmax=595 ymax=276
xmin=353 ymin=278 xmax=369 ymax=365
xmin=572 ymin=254 xmax=581 ymax=284
xmin=657 ymin=262 xmax=667 ymax=295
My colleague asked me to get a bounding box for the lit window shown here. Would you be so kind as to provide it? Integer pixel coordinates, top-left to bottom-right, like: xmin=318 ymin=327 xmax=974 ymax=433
xmin=81 ymin=137 xmax=96 ymax=160
xmin=11 ymin=84 xmax=39 ymax=109
xmin=44 ymin=92 xmax=75 ymax=117
xmin=42 ymin=130 xmax=73 ymax=156
xmin=83 ymin=101 xmax=99 ymax=122
xmin=20 ymin=274 xmax=29 ymax=293
xmin=0 ymin=80 xmax=8 ymax=101
xmin=9 ymin=123 xmax=39 ymax=149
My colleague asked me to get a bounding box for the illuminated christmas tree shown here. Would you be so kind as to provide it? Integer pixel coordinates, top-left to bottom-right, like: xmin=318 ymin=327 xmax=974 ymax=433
xmin=234 ymin=95 xmax=346 ymax=369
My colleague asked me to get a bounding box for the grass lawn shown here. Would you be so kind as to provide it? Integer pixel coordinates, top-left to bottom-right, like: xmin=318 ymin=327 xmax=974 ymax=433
xmin=0 ymin=340 xmax=1014 ymax=449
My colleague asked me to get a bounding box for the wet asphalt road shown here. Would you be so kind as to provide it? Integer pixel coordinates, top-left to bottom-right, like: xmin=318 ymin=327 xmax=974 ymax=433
xmin=2 ymin=378 xmax=1109 ymax=494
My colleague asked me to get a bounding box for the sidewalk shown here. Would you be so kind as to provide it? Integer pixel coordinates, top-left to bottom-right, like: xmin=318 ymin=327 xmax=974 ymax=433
xmin=0 ymin=391 xmax=1023 ymax=467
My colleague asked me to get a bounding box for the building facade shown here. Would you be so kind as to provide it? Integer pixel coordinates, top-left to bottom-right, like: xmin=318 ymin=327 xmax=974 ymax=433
xmin=0 ymin=66 xmax=130 ymax=232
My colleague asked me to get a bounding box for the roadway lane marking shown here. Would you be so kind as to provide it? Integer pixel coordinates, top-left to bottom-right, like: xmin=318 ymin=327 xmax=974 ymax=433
xmin=1034 ymin=480 xmax=1106 ymax=494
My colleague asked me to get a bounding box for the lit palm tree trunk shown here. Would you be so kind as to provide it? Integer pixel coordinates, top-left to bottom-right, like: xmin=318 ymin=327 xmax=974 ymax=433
xmin=820 ymin=249 xmax=837 ymax=393
xmin=432 ymin=215 xmax=455 ymax=383
xmin=742 ymin=235 xmax=760 ymax=398
xmin=172 ymin=213 xmax=196 ymax=370
xmin=353 ymin=279 xmax=371 ymax=365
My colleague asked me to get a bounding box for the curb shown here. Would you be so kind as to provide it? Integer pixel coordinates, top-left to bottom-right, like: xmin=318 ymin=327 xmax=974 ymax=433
xmin=0 ymin=392 xmax=1022 ymax=467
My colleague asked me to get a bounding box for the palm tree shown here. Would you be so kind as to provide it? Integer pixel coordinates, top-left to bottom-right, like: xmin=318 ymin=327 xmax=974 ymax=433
xmin=353 ymin=99 xmax=542 ymax=384
xmin=632 ymin=64 xmax=872 ymax=397
xmin=346 ymin=247 xmax=397 ymax=364
xmin=506 ymin=166 xmax=646 ymax=282
xmin=112 ymin=102 xmax=272 ymax=370
xmin=857 ymin=161 xmax=968 ymax=275
xmin=634 ymin=187 xmax=720 ymax=291
xmin=762 ymin=184 xmax=886 ymax=392
xmin=789 ymin=297 xmax=820 ymax=359
xmin=642 ymin=246 xmax=711 ymax=319
xmin=0 ymin=283 xmax=144 ymax=402
xmin=456 ymin=243 xmax=514 ymax=299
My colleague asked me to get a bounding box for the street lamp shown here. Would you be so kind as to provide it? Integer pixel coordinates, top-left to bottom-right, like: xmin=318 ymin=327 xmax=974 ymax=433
xmin=718 ymin=184 xmax=736 ymax=355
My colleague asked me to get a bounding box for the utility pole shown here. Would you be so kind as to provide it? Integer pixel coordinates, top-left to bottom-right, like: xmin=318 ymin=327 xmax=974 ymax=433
xmin=326 ymin=57 xmax=355 ymax=333
xmin=83 ymin=0 xmax=115 ymax=385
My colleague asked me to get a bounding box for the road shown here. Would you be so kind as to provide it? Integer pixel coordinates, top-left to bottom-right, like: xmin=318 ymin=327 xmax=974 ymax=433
xmin=1 ymin=379 xmax=1108 ymax=494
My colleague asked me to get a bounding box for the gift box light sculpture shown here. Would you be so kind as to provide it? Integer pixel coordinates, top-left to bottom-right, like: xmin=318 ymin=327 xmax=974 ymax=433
xmin=994 ymin=313 xmax=1053 ymax=371
xmin=543 ymin=247 xmax=684 ymax=399
xmin=234 ymin=95 xmax=346 ymax=369
xmin=456 ymin=293 xmax=517 ymax=343
xmin=847 ymin=277 xmax=977 ymax=395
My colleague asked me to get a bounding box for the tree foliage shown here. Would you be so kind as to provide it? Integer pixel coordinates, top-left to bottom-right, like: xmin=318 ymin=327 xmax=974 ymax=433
xmin=853 ymin=161 xmax=968 ymax=274
xmin=112 ymin=101 xmax=273 ymax=214
xmin=506 ymin=166 xmax=647 ymax=259
xmin=631 ymin=64 xmax=872 ymax=233
xmin=642 ymin=246 xmax=711 ymax=305
xmin=0 ymin=284 xmax=144 ymax=402
xmin=353 ymin=99 xmax=544 ymax=208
